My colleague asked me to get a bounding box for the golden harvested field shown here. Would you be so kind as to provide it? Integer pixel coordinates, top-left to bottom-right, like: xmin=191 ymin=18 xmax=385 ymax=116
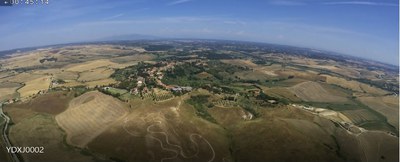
xmin=77 ymin=67 xmax=114 ymax=82
xmin=290 ymin=81 xmax=348 ymax=102
xmin=1 ymin=72 xmax=44 ymax=83
xmin=54 ymin=78 xmax=117 ymax=88
xmin=323 ymin=75 xmax=362 ymax=91
xmin=359 ymin=69 xmax=383 ymax=80
xmin=0 ymin=52 xmax=46 ymax=69
xmin=358 ymin=96 xmax=399 ymax=130
xmin=33 ymin=69 xmax=78 ymax=80
xmin=65 ymin=59 xmax=118 ymax=72
xmin=55 ymin=71 xmax=79 ymax=80
xmin=0 ymin=82 xmax=21 ymax=102
xmin=67 ymin=45 xmax=142 ymax=56
xmin=55 ymin=91 xmax=129 ymax=147
xmin=18 ymin=76 xmax=51 ymax=99
xmin=359 ymin=84 xmax=390 ymax=96
xmin=322 ymin=75 xmax=389 ymax=95
xmin=381 ymin=96 xmax=399 ymax=107
xmin=0 ymin=88 xmax=19 ymax=102
xmin=305 ymin=63 xmax=361 ymax=78
xmin=221 ymin=59 xmax=258 ymax=68
xmin=9 ymin=114 xmax=94 ymax=162
xmin=0 ymin=71 xmax=16 ymax=79
xmin=331 ymin=67 xmax=361 ymax=78
xmin=309 ymin=64 xmax=340 ymax=71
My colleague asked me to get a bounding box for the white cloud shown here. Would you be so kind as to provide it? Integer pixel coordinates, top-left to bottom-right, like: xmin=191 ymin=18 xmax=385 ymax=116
xmin=323 ymin=1 xmax=398 ymax=7
xmin=167 ymin=0 xmax=194 ymax=6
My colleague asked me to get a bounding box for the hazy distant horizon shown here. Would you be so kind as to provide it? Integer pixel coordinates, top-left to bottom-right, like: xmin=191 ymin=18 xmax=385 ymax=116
xmin=1 ymin=36 xmax=398 ymax=67
xmin=0 ymin=0 xmax=398 ymax=65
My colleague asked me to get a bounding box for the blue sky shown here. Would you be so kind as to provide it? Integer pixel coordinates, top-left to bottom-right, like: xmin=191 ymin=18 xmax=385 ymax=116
xmin=0 ymin=0 xmax=398 ymax=65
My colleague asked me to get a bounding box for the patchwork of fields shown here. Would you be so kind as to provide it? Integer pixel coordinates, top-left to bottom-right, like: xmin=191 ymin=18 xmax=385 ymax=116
xmin=0 ymin=43 xmax=397 ymax=162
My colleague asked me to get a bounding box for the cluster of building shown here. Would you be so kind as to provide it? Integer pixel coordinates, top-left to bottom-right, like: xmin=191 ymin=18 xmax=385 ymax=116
xmin=129 ymin=61 xmax=193 ymax=96
xmin=171 ymin=86 xmax=193 ymax=92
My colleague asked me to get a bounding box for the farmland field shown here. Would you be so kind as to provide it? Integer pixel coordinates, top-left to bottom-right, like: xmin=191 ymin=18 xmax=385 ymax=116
xmin=5 ymin=91 xmax=74 ymax=115
xmin=77 ymin=67 xmax=114 ymax=82
xmin=0 ymin=82 xmax=21 ymax=102
xmin=0 ymin=41 xmax=398 ymax=162
xmin=341 ymin=109 xmax=381 ymax=124
xmin=55 ymin=91 xmax=129 ymax=147
xmin=18 ymin=76 xmax=51 ymax=99
xmin=358 ymin=96 xmax=399 ymax=130
xmin=8 ymin=114 xmax=95 ymax=162
xmin=322 ymin=75 xmax=389 ymax=95
xmin=65 ymin=59 xmax=118 ymax=72
xmin=290 ymin=81 xmax=348 ymax=103
xmin=262 ymin=87 xmax=302 ymax=102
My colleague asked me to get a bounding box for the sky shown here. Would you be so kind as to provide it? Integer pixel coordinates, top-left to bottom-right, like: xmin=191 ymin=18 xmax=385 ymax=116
xmin=0 ymin=0 xmax=398 ymax=65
